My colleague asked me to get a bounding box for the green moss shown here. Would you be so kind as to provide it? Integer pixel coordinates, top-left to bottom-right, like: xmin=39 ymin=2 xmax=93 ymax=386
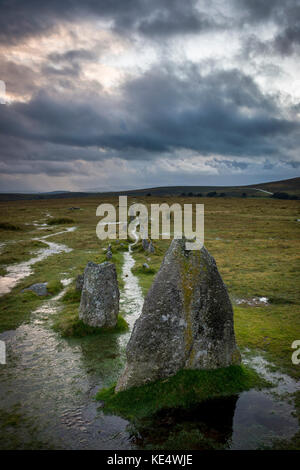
xmin=47 ymin=279 xmax=63 ymax=295
xmin=53 ymin=306 xmax=129 ymax=338
xmin=96 ymin=365 xmax=271 ymax=420
xmin=179 ymin=250 xmax=202 ymax=364
xmin=131 ymin=265 xmax=156 ymax=275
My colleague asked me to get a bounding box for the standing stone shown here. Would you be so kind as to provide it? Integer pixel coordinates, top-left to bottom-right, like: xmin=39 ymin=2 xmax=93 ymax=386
xmin=142 ymin=238 xmax=149 ymax=251
xmin=148 ymin=240 xmax=155 ymax=253
xmin=79 ymin=261 xmax=119 ymax=328
xmin=75 ymin=274 xmax=84 ymax=292
xmin=142 ymin=238 xmax=155 ymax=253
xmin=116 ymin=239 xmax=240 ymax=391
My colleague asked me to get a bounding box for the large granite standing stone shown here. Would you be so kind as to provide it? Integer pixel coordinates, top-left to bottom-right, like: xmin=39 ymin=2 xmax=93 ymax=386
xmin=79 ymin=261 xmax=119 ymax=328
xmin=116 ymin=239 xmax=240 ymax=391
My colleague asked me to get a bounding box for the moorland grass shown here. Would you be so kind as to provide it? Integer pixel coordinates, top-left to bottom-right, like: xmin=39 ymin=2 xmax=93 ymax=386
xmin=47 ymin=217 xmax=75 ymax=225
xmin=52 ymin=304 xmax=129 ymax=337
xmin=46 ymin=279 xmax=63 ymax=295
xmin=0 ymin=195 xmax=299 ymax=380
xmin=0 ymin=222 xmax=21 ymax=231
xmin=0 ymin=239 xmax=48 ymax=267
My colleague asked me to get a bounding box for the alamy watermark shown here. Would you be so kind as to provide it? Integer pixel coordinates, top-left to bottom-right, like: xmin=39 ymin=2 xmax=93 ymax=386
xmin=291 ymin=340 xmax=300 ymax=365
xmin=0 ymin=80 xmax=6 ymax=104
xmin=0 ymin=340 xmax=6 ymax=365
xmin=96 ymin=196 xmax=204 ymax=250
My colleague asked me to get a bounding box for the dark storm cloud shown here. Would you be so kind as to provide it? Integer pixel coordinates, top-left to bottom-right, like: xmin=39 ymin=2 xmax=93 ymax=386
xmin=0 ymin=1 xmax=299 ymax=190
xmin=0 ymin=65 xmax=298 ymax=167
xmin=237 ymin=0 xmax=300 ymax=57
xmin=234 ymin=0 xmax=299 ymax=23
xmin=274 ymin=25 xmax=300 ymax=55
xmin=0 ymin=0 xmax=217 ymax=45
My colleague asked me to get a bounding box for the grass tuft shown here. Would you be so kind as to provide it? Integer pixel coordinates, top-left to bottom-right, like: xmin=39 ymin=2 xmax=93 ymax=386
xmin=47 ymin=217 xmax=74 ymax=225
xmin=96 ymin=365 xmax=271 ymax=420
xmin=53 ymin=307 xmax=129 ymax=338
xmin=47 ymin=279 xmax=63 ymax=295
xmin=0 ymin=222 xmax=21 ymax=231
xmin=132 ymin=265 xmax=157 ymax=275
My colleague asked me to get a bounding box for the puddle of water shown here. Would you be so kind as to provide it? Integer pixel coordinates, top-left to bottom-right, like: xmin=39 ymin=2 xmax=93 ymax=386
xmin=0 ymin=273 xmax=133 ymax=449
xmin=0 ymin=227 xmax=76 ymax=296
xmin=129 ymin=351 xmax=299 ymax=450
xmin=234 ymin=297 xmax=269 ymax=306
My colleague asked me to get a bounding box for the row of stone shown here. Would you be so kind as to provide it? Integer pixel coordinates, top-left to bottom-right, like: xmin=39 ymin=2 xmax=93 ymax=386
xmin=78 ymin=238 xmax=241 ymax=392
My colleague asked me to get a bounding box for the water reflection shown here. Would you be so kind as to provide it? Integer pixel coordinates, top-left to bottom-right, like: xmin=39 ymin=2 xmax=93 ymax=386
xmin=130 ymin=396 xmax=238 ymax=450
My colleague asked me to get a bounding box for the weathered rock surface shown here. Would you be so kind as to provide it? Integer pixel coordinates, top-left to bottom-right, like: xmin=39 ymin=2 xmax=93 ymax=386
xmin=116 ymin=239 xmax=240 ymax=391
xmin=79 ymin=261 xmax=119 ymax=328
xmin=22 ymin=282 xmax=48 ymax=296
xmin=75 ymin=274 xmax=84 ymax=292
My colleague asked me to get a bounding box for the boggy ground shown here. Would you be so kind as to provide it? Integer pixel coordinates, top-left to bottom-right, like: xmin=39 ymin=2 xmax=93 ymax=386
xmin=0 ymin=195 xmax=299 ymax=449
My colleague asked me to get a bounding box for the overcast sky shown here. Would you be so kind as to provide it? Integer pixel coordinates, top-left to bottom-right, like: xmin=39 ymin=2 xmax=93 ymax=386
xmin=0 ymin=0 xmax=299 ymax=192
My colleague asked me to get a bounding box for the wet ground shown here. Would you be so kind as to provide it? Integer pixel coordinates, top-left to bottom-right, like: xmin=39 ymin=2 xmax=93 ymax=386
xmin=0 ymin=223 xmax=299 ymax=449
xmin=0 ymin=227 xmax=76 ymax=296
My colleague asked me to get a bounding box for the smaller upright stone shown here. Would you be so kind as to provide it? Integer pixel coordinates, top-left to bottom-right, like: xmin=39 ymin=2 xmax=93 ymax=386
xmin=79 ymin=261 xmax=119 ymax=328
xmin=75 ymin=274 xmax=84 ymax=292
xmin=106 ymin=244 xmax=112 ymax=260
xmin=142 ymin=238 xmax=149 ymax=251
xmin=142 ymin=238 xmax=155 ymax=253
xmin=148 ymin=241 xmax=155 ymax=253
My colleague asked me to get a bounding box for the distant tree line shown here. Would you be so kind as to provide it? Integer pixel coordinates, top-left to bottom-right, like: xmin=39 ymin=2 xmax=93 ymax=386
xmin=180 ymin=191 xmax=228 ymax=197
xmin=145 ymin=191 xmax=298 ymax=199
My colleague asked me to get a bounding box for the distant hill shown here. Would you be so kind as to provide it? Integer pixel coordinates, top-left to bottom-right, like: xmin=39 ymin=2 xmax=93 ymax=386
xmin=0 ymin=177 xmax=299 ymax=201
